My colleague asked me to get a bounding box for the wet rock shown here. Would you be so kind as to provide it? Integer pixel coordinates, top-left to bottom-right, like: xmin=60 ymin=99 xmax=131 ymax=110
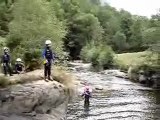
xmin=101 ymin=70 xmax=129 ymax=79
xmin=68 ymin=62 xmax=91 ymax=72
xmin=95 ymin=85 xmax=103 ymax=90
xmin=0 ymin=80 xmax=69 ymax=120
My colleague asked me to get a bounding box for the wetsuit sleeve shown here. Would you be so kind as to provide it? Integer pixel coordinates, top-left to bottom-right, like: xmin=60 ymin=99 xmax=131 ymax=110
xmin=42 ymin=49 xmax=46 ymax=59
xmin=1 ymin=55 xmax=4 ymax=63
xmin=52 ymin=52 xmax=56 ymax=61
xmin=50 ymin=50 xmax=56 ymax=61
xmin=8 ymin=54 xmax=11 ymax=63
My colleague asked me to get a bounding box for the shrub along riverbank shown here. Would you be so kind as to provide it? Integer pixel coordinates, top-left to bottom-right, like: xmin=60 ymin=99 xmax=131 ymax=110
xmin=115 ymin=51 xmax=160 ymax=87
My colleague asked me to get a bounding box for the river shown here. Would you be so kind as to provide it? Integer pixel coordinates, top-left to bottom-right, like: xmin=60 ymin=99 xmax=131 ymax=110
xmin=67 ymin=63 xmax=160 ymax=120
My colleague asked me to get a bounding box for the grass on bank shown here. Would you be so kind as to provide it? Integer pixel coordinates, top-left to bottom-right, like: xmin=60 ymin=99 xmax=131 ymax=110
xmin=52 ymin=66 xmax=76 ymax=98
xmin=0 ymin=66 xmax=76 ymax=89
xmin=115 ymin=51 xmax=159 ymax=81
xmin=115 ymin=51 xmax=153 ymax=71
xmin=116 ymin=51 xmax=147 ymax=66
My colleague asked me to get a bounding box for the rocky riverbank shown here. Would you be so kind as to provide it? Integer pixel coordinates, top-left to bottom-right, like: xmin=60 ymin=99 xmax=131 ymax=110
xmin=67 ymin=62 xmax=160 ymax=120
xmin=69 ymin=61 xmax=160 ymax=88
xmin=0 ymin=69 xmax=76 ymax=120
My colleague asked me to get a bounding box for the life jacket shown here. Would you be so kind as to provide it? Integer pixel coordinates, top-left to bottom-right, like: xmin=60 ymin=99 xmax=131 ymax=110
xmin=2 ymin=54 xmax=10 ymax=63
xmin=44 ymin=48 xmax=53 ymax=60
xmin=83 ymin=85 xmax=92 ymax=98
xmin=15 ymin=63 xmax=23 ymax=71
xmin=83 ymin=90 xmax=91 ymax=99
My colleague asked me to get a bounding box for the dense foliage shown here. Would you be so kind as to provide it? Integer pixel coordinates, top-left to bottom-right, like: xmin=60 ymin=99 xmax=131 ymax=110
xmin=0 ymin=0 xmax=159 ymax=70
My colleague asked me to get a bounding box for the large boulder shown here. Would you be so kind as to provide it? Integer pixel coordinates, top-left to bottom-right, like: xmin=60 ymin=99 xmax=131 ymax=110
xmin=0 ymin=80 xmax=70 ymax=120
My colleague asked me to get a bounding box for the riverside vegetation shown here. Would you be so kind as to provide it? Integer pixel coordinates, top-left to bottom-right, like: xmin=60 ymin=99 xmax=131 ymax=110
xmin=0 ymin=0 xmax=159 ymax=86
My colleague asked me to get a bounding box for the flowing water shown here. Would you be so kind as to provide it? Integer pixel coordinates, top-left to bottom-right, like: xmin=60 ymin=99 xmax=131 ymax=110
xmin=67 ymin=63 xmax=160 ymax=120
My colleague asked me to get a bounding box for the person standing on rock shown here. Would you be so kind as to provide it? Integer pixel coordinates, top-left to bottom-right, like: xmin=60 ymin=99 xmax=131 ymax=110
xmin=42 ymin=40 xmax=55 ymax=81
xmin=1 ymin=47 xmax=13 ymax=76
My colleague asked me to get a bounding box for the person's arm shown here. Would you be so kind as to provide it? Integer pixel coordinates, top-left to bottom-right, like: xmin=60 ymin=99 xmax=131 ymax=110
xmin=22 ymin=63 xmax=25 ymax=72
xmin=1 ymin=55 xmax=4 ymax=66
xmin=51 ymin=50 xmax=57 ymax=62
xmin=8 ymin=54 xmax=11 ymax=63
xmin=89 ymin=92 xmax=92 ymax=97
xmin=81 ymin=93 xmax=85 ymax=97
xmin=42 ymin=49 xmax=46 ymax=59
xmin=1 ymin=55 xmax=3 ymax=63
xmin=52 ymin=52 xmax=56 ymax=61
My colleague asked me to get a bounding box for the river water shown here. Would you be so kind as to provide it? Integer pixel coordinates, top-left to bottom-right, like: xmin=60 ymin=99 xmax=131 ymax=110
xmin=67 ymin=63 xmax=160 ymax=120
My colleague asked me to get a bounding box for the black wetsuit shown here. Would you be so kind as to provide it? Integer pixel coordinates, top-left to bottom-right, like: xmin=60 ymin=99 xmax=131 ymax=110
xmin=82 ymin=90 xmax=91 ymax=106
xmin=1 ymin=53 xmax=12 ymax=76
xmin=15 ymin=63 xmax=24 ymax=74
xmin=42 ymin=47 xmax=55 ymax=79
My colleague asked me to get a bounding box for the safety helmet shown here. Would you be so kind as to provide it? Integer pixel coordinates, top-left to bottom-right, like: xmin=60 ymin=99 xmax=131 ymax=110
xmin=85 ymin=86 xmax=90 ymax=91
xmin=45 ymin=40 xmax=52 ymax=46
xmin=16 ymin=58 xmax=22 ymax=62
xmin=3 ymin=47 xmax=9 ymax=52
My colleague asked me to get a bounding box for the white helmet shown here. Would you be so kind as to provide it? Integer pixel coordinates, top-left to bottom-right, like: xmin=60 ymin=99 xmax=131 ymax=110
xmin=45 ymin=40 xmax=52 ymax=45
xmin=16 ymin=58 xmax=22 ymax=62
xmin=3 ymin=47 xmax=9 ymax=52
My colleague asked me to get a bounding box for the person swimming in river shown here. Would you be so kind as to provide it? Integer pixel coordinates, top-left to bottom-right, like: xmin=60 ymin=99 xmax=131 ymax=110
xmin=82 ymin=84 xmax=92 ymax=107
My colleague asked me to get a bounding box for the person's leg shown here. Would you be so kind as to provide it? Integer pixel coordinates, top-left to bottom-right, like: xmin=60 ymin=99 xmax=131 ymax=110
xmin=3 ymin=63 xmax=7 ymax=76
xmin=7 ymin=63 xmax=12 ymax=76
xmin=48 ymin=62 xmax=52 ymax=80
xmin=44 ymin=64 xmax=48 ymax=80
xmin=84 ymin=97 xmax=90 ymax=107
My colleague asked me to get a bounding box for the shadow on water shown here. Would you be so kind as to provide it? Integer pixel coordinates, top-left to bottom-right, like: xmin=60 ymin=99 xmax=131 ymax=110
xmin=83 ymin=105 xmax=90 ymax=117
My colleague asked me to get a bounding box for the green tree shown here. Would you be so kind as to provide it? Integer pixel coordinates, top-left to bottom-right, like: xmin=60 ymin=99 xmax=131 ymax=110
xmin=112 ymin=31 xmax=127 ymax=52
xmin=96 ymin=5 xmax=121 ymax=46
xmin=81 ymin=43 xmax=115 ymax=70
xmin=129 ymin=20 xmax=143 ymax=51
xmin=120 ymin=10 xmax=133 ymax=43
xmin=0 ymin=0 xmax=13 ymax=37
xmin=7 ymin=0 xmax=66 ymax=65
xmin=64 ymin=13 xmax=103 ymax=59
xmin=143 ymin=10 xmax=160 ymax=65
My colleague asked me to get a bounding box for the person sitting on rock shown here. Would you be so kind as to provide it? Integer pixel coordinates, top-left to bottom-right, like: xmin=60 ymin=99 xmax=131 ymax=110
xmin=1 ymin=47 xmax=13 ymax=76
xmin=15 ymin=58 xmax=25 ymax=74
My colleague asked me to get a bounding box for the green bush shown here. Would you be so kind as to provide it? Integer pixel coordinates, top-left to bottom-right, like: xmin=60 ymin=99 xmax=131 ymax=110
xmin=23 ymin=49 xmax=42 ymax=71
xmin=81 ymin=44 xmax=115 ymax=70
xmin=80 ymin=44 xmax=92 ymax=62
xmin=5 ymin=0 xmax=66 ymax=70
xmin=6 ymin=35 xmax=22 ymax=51
xmin=98 ymin=47 xmax=114 ymax=69
xmin=88 ymin=47 xmax=100 ymax=66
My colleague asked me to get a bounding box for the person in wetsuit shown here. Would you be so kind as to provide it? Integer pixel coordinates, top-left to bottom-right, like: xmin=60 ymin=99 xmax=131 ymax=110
xmin=42 ymin=40 xmax=55 ymax=81
xmin=15 ymin=58 xmax=25 ymax=74
xmin=1 ymin=47 xmax=12 ymax=76
xmin=82 ymin=86 xmax=92 ymax=107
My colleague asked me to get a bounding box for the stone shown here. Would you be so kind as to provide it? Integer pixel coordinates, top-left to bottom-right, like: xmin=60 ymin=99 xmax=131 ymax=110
xmin=0 ymin=80 xmax=70 ymax=120
xmin=95 ymin=85 xmax=103 ymax=90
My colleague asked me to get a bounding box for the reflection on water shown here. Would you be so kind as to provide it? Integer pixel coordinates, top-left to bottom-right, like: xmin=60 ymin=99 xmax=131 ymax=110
xmin=67 ymin=68 xmax=160 ymax=120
